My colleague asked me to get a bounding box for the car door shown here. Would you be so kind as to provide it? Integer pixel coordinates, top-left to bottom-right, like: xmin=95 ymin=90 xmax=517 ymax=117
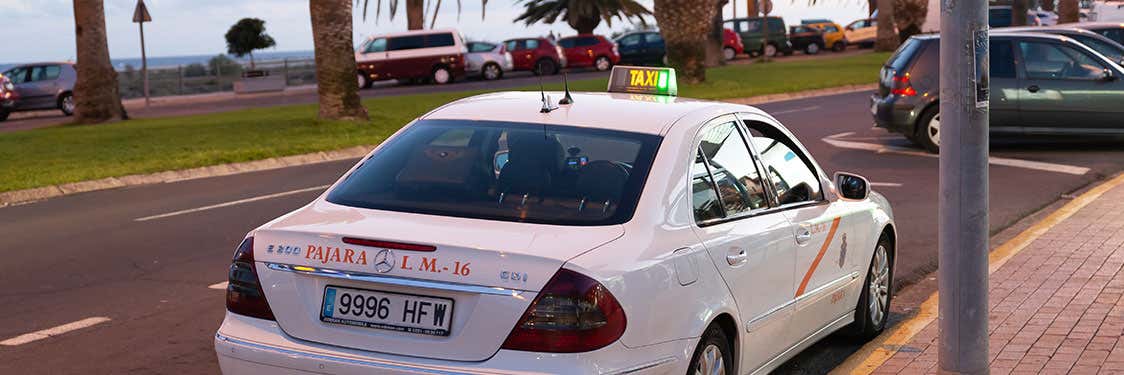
xmin=740 ymin=115 xmax=873 ymax=345
xmin=385 ymin=34 xmax=427 ymax=79
xmin=22 ymin=65 xmax=59 ymax=109
xmin=989 ymin=38 xmax=1021 ymax=129
xmin=616 ymin=34 xmax=644 ymax=64
xmin=642 ymin=33 xmax=666 ymax=64
xmin=689 ymin=115 xmax=797 ymax=371
xmin=1015 ymin=38 xmax=1116 ymax=131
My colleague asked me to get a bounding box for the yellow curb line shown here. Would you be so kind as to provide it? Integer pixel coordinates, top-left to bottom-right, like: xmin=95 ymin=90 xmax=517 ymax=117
xmin=831 ymin=173 xmax=1124 ymax=375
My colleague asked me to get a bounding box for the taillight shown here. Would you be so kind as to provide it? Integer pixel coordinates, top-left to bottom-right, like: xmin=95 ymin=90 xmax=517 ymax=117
xmin=891 ymin=74 xmax=917 ymax=96
xmin=226 ymin=237 xmax=275 ymax=320
xmin=501 ymin=269 xmax=626 ymax=353
xmin=612 ymin=43 xmax=619 ymax=56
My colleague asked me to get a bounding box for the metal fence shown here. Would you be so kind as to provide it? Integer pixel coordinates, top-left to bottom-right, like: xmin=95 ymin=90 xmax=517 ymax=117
xmin=116 ymin=57 xmax=317 ymax=99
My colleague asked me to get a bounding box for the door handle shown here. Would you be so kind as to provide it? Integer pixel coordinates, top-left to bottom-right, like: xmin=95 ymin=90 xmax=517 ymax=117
xmin=1027 ymin=85 xmax=1040 ymax=93
xmin=795 ymin=225 xmax=813 ymax=246
xmin=726 ymin=248 xmax=747 ymax=266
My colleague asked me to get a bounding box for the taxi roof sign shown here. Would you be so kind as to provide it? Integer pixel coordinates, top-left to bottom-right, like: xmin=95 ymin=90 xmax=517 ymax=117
xmin=607 ymin=66 xmax=678 ymax=97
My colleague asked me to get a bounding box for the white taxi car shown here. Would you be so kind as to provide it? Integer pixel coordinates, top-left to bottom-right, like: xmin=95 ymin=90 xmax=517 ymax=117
xmin=214 ymin=67 xmax=896 ymax=375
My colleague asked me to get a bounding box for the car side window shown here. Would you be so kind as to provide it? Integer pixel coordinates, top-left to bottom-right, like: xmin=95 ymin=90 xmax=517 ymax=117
xmin=365 ymin=38 xmax=387 ymax=53
xmin=991 ymin=40 xmax=1016 ymax=79
xmin=691 ymin=150 xmax=725 ymax=222
xmin=468 ymin=42 xmax=495 ymax=53
xmin=388 ymin=35 xmax=425 ymax=51
xmin=526 ymin=39 xmax=540 ymax=49
xmin=693 ymin=121 xmax=770 ymax=221
xmin=504 ymin=40 xmax=520 ymax=51
xmin=579 ymin=37 xmax=600 ymax=46
xmin=4 ymin=67 xmax=30 ymax=84
xmin=557 ymin=38 xmax=576 ymax=48
xmin=744 ymin=121 xmax=823 ymax=206
xmin=424 ymin=33 xmax=455 ymax=48
xmin=1019 ymin=40 xmax=1106 ymax=80
xmin=644 ymin=33 xmax=663 ymax=44
xmin=619 ymin=34 xmax=642 ymax=47
xmin=825 ymin=25 xmax=839 ymax=33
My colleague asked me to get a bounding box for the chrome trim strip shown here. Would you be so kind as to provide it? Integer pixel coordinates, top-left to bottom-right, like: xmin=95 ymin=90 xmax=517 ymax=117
xmin=216 ymin=333 xmax=478 ymax=375
xmin=744 ymin=271 xmax=859 ymax=331
xmin=265 ymin=263 xmax=525 ymax=297
xmin=608 ymin=356 xmax=677 ymax=375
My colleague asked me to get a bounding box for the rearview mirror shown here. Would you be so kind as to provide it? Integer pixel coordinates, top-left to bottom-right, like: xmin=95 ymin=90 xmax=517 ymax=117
xmin=834 ymin=172 xmax=870 ymax=201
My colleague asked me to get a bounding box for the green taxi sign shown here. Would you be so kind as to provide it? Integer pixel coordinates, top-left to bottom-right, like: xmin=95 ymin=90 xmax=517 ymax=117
xmin=607 ymin=66 xmax=678 ymax=97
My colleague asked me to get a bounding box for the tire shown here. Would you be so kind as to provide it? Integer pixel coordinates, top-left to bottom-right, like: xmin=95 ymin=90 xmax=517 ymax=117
xmin=59 ymin=92 xmax=75 ymax=116
xmin=846 ymin=234 xmax=894 ymax=340
xmin=357 ymin=72 xmax=371 ymax=89
xmin=481 ymin=63 xmax=502 ymax=81
xmin=594 ymin=56 xmax=612 ymax=71
xmin=532 ymin=59 xmax=557 ymax=76
xmin=914 ymin=106 xmax=940 ymax=153
xmin=431 ymin=66 xmax=452 ymax=84
xmin=0 ymin=110 xmax=9 ymax=122
xmin=805 ymin=43 xmax=821 ymax=55
xmin=723 ymin=47 xmax=736 ymax=61
xmin=763 ymin=43 xmax=778 ymax=58
xmin=832 ymin=41 xmax=847 ymax=52
xmin=686 ymin=324 xmax=732 ymax=375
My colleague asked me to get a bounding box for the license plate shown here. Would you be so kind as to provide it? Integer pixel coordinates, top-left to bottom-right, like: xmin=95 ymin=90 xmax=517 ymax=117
xmin=320 ymin=286 xmax=454 ymax=336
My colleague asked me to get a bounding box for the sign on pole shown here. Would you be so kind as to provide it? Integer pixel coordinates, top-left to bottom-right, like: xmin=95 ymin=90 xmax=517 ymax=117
xmin=133 ymin=0 xmax=152 ymax=107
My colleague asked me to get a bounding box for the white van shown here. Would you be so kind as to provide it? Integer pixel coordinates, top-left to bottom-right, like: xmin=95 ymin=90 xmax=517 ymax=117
xmin=355 ymin=28 xmax=467 ymax=87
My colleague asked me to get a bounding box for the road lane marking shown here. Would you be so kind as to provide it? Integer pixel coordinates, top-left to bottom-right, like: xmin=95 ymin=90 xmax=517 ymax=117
xmin=209 ymin=281 xmax=229 ymax=290
xmin=869 ymin=182 xmax=903 ymax=187
xmin=831 ymin=173 xmax=1124 ymax=375
xmin=134 ymin=185 xmax=331 ymax=222
xmin=822 ymin=133 xmax=1090 ymax=175
xmin=772 ymin=105 xmax=821 ymax=115
xmin=1 ymin=317 xmax=112 ymax=346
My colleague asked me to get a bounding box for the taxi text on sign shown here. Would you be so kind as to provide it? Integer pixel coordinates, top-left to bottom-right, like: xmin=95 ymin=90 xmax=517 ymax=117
xmin=607 ymin=66 xmax=678 ymax=96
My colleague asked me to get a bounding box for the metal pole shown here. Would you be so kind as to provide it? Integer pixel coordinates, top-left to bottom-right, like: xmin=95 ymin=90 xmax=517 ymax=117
xmin=177 ymin=65 xmax=184 ymax=95
xmin=140 ymin=21 xmax=150 ymax=107
xmin=938 ymin=0 xmax=990 ymax=370
xmin=283 ymin=58 xmax=290 ymax=86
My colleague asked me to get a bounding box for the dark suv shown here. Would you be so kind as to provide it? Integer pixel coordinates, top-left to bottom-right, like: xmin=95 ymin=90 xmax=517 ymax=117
xmin=870 ymin=32 xmax=1124 ymax=152
xmin=724 ymin=16 xmax=794 ymax=57
xmin=1 ymin=62 xmax=76 ymax=122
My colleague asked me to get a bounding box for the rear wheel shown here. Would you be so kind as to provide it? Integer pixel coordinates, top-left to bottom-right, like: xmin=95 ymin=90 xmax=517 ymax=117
xmin=687 ymin=324 xmax=732 ymax=375
xmin=431 ymin=66 xmax=452 ymax=84
xmin=763 ymin=43 xmax=778 ymax=58
xmin=59 ymin=93 xmax=75 ymax=116
xmin=481 ymin=63 xmax=502 ymax=80
xmin=805 ymin=43 xmax=821 ymax=55
xmin=357 ymin=72 xmax=371 ymax=89
xmin=914 ymin=106 xmax=940 ymax=153
xmin=723 ymin=47 xmax=736 ymax=61
xmin=847 ymin=235 xmax=893 ymax=340
xmin=0 ymin=109 xmax=9 ymax=122
xmin=594 ymin=56 xmax=612 ymax=71
xmin=832 ymin=41 xmax=847 ymax=52
xmin=532 ymin=59 xmax=557 ymax=76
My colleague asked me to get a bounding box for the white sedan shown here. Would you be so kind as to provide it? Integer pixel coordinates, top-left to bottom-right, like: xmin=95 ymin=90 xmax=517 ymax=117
xmin=215 ymin=67 xmax=896 ymax=375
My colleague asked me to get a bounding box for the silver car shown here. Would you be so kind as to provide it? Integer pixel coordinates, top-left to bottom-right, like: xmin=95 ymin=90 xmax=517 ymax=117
xmin=0 ymin=62 xmax=76 ymax=122
xmin=464 ymin=41 xmax=513 ymax=81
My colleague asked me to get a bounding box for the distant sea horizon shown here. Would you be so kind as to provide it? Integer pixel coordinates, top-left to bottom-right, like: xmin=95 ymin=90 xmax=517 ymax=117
xmin=0 ymin=49 xmax=316 ymax=72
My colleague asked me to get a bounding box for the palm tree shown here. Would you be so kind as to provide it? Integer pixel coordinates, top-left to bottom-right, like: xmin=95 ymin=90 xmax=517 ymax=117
xmin=654 ymin=0 xmax=719 ymax=83
xmin=514 ymin=0 xmax=652 ymax=35
xmin=71 ymin=0 xmax=126 ymax=124
xmin=874 ymin=0 xmax=898 ymax=51
xmin=310 ymin=0 xmax=368 ymax=121
xmin=357 ymin=0 xmax=477 ymax=30
xmin=1057 ymin=0 xmax=1079 ymax=23
xmin=892 ymin=0 xmax=928 ymax=40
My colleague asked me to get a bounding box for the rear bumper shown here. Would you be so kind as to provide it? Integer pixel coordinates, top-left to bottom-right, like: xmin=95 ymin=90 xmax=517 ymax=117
xmin=870 ymin=93 xmax=923 ymax=136
xmin=215 ymin=312 xmax=691 ymax=375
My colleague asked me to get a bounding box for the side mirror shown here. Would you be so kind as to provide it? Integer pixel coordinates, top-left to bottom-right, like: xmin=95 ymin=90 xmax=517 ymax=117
xmin=1103 ymin=68 xmax=1118 ymax=82
xmin=834 ymin=172 xmax=870 ymax=201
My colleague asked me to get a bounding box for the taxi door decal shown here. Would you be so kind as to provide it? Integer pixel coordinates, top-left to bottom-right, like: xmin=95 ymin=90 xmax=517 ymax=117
xmin=795 ymin=217 xmax=841 ymax=298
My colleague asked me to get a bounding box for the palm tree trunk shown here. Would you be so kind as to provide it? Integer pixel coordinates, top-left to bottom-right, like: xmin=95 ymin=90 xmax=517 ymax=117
xmin=705 ymin=0 xmax=728 ymax=67
xmin=874 ymin=0 xmax=898 ymax=51
xmin=569 ymin=14 xmax=601 ymax=35
xmin=1041 ymin=0 xmax=1054 ymax=12
xmin=655 ymin=0 xmax=718 ymax=84
xmin=1012 ymin=0 xmax=1028 ymax=26
xmin=310 ymin=0 xmax=368 ymax=121
xmin=1057 ymin=0 xmax=1078 ymax=23
xmin=72 ymin=0 xmax=126 ymax=124
xmin=407 ymin=0 xmax=425 ymax=30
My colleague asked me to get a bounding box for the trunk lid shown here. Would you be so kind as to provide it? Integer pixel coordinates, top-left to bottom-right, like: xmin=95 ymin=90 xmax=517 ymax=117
xmin=252 ymin=200 xmax=624 ymax=361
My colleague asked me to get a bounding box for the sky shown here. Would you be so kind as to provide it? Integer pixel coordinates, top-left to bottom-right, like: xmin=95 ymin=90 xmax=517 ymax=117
xmin=1 ymin=0 xmax=871 ymax=63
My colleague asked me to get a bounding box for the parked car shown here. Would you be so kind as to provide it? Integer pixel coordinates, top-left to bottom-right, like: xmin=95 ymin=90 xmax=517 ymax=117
xmin=556 ymin=34 xmax=620 ymax=71
xmin=870 ymin=32 xmax=1124 ymax=153
xmin=0 ymin=62 xmax=76 ymax=122
xmin=1074 ymin=22 xmax=1124 ymax=45
xmin=807 ymin=21 xmax=849 ymax=51
xmin=1002 ymin=25 xmax=1124 ymax=66
xmin=615 ymin=31 xmax=667 ymax=66
xmin=465 ymin=41 xmax=513 ymax=81
xmin=723 ymin=28 xmax=745 ymax=60
xmin=355 ymin=29 xmax=467 ymax=88
xmin=724 ymin=16 xmax=794 ymax=57
xmin=988 ymin=6 xmax=1043 ymax=28
xmin=503 ymin=37 xmax=566 ymax=75
xmin=788 ymin=25 xmax=827 ymax=54
xmin=845 ymin=18 xmax=878 ymax=48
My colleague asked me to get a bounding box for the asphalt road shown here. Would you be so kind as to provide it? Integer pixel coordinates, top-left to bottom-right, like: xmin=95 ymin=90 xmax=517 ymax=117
xmin=2 ymin=91 xmax=1122 ymax=374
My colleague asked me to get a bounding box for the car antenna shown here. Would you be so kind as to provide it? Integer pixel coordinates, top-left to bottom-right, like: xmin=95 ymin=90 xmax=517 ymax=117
xmin=539 ymin=75 xmax=557 ymax=113
xmin=559 ymin=72 xmax=574 ymax=105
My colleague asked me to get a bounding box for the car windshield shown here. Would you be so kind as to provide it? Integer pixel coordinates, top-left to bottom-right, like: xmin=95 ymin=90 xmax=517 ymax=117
xmin=1070 ymin=34 xmax=1124 ymax=62
xmin=327 ymin=120 xmax=662 ymax=226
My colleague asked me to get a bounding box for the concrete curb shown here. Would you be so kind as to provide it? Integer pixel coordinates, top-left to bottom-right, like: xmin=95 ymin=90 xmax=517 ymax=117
xmin=0 ymin=83 xmax=877 ymax=207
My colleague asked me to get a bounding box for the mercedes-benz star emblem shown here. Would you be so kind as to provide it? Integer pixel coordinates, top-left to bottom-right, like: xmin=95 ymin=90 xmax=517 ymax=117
xmin=373 ymin=249 xmax=395 ymax=273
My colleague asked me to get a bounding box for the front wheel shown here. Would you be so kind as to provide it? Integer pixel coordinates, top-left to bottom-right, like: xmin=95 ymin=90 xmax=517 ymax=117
xmin=723 ymin=47 xmax=736 ymax=61
xmin=832 ymin=41 xmax=847 ymax=52
xmin=594 ymin=56 xmax=612 ymax=71
xmin=431 ymin=66 xmax=452 ymax=84
xmin=805 ymin=43 xmax=821 ymax=55
xmin=763 ymin=43 xmax=778 ymax=58
xmin=687 ymin=325 xmax=732 ymax=375
xmin=481 ymin=63 xmax=502 ymax=81
xmin=59 ymin=93 xmax=75 ymax=116
xmin=532 ymin=59 xmax=557 ymax=76
xmin=847 ymin=235 xmax=893 ymax=340
xmin=914 ymin=107 xmax=940 ymax=153
xmin=357 ymin=72 xmax=371 ymax=89
xmin=0 ymin=109 xmax=9 ymax=122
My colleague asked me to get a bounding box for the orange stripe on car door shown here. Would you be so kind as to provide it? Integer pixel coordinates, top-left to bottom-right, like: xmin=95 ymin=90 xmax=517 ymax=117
xmin=795 ymin=217 xmax=841 ymax=298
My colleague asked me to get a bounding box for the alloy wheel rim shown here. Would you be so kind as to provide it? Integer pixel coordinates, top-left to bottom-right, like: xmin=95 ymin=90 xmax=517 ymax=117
xmin=808 ymin=44 xmax=819 ymax=54
xmin=596 ymin=57 xmax=610 ymax=71
xmin=63 ymin=96 xmax=75 ymax=113
xmin=484 ymin=65 xmax=500 ymax=80
xmin=928 ymin=113 xmax=941 ymax=147
xmin=724 ymin=48 xmax=736 ymax=60
xmin=434 ymin=69 xmax=450 ymax=84
xmin=357 ymin=74 xmax=365 ymax=88
xmin=694 ymin=344 xmax=726 ymax=375
xmin=765 ymin=45 xmax=777 ymax=57
xmin=868 ymin=244 xmax=890 ymax=326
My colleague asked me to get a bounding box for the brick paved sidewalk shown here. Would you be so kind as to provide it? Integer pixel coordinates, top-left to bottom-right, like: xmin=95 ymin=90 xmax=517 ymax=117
xmin=871 ymin=180 xmax=1124 ymax=374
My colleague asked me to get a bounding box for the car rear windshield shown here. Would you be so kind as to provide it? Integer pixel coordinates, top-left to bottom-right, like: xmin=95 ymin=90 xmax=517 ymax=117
xmin=886 ymin=37 xmax=924 ymax=70
xmin=327 ymin=120 xmax=662 ymax=226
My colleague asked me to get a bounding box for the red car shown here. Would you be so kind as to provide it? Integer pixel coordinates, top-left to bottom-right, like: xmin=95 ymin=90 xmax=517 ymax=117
xmin=503 ymin=37 xmax=567 ymax=75
xmin=723 ymin=28 xmax=744 ymax=60
xmin=556 ymin=34 xmax=620 ymax=71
